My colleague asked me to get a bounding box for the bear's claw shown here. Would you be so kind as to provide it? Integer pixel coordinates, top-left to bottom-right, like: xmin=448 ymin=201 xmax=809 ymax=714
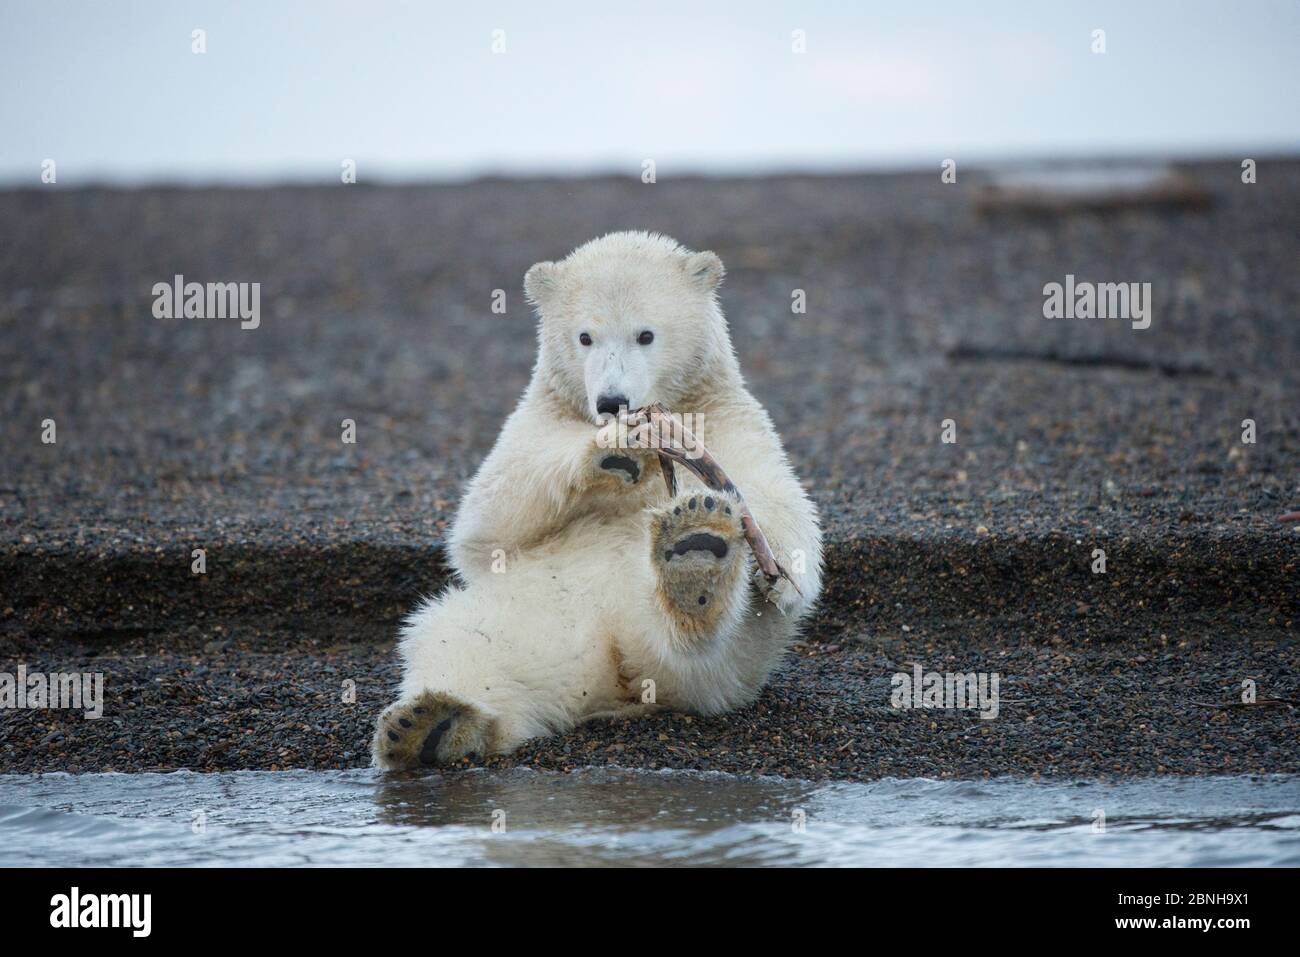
xmin=373 ymin=690 xmax=494 ymax=770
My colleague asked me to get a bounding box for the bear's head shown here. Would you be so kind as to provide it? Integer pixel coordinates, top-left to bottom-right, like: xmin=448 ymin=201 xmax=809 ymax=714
xmin=524 ymin=231 xmax=734 ymax=422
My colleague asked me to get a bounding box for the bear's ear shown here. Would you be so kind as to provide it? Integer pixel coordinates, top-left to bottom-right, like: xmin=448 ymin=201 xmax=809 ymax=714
xmin=683 ymin=250 xmax=725 ymax=291
xmin=524 ymin=261 xmax=560 ymax=310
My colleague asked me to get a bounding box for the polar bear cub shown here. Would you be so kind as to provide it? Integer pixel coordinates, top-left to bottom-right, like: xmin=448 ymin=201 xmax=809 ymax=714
xmin=373 ymin=231 xmax=822 ymax=769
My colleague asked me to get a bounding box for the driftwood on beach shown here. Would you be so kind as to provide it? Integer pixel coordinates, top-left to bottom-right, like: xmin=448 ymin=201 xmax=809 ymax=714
xmin=630 ymin=402 xmax=800 ymax=601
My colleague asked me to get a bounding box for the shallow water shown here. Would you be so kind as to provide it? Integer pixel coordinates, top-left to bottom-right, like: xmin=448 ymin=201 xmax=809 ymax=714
xmin=0 ymin=769 xmax=1296 ymax=867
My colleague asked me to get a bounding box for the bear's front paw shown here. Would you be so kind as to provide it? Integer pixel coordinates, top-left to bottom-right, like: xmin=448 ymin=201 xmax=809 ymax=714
xmin=592 ymin=413 xmax=670 ymax=487
xmin=596 ymin=449 xmax=649 ymax=485
xmin=373 ymin=690 xmax=495 ymax=770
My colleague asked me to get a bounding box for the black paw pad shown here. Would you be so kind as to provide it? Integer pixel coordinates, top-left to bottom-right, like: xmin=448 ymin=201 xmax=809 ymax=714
xmin=418 ymin=716 xmax=456 ymax=767
xmin=688 ymin=497 xmax=697 ymax=509
xmin=600 ymin=454 xmax=640 ymax=483
xmin=670 ymin=532 xmax=728 ymax=560
xmin=704 ymin=496 xmax=715 ymax=510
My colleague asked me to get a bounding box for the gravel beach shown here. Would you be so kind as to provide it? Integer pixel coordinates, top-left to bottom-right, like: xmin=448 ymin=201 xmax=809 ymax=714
xmin=1 ymin=163 xmax=1297 ymax=777
xmin=3 ymin=621 xmax=1295 ymax=778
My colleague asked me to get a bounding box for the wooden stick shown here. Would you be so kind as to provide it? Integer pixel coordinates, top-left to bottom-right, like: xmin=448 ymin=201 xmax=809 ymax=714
xmin=630 ymin=402 xmax=801 ymax=601
xmin=1191 ymin=698 xmax=1299 ymax=710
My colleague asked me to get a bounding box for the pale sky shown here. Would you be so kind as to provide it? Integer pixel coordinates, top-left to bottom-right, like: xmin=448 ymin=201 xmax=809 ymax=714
xmin=1 ymin=0 xmax=1297 ymax=184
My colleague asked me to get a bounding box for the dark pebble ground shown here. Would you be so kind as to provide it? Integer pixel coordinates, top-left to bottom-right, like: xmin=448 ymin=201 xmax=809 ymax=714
xmin=2 ymin=619 xmax=1295 ymax=778
xmin=1 ymin=162 xmax=1297 ymax=777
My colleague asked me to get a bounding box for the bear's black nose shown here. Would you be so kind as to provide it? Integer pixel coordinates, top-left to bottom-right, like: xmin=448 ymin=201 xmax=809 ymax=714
xmin=596 ymin=394 xmax=629 ymax=417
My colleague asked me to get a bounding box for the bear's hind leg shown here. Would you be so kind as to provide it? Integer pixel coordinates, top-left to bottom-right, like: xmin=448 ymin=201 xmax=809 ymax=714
xmin=373 ymin=690 xmax=497 ymax=770
xmin=649 ymin=491 xmax=751 ymax=651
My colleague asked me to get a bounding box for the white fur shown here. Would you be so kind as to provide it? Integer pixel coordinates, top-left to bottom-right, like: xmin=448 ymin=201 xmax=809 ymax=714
xmin=392 ymin=231 xmax=822 ymax=756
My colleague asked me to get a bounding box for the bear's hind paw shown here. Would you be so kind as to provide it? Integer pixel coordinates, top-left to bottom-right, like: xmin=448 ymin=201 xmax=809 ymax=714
xmin=373 ymin=691 xmax=495 ymax=770
xmin=650 ymin=491 xmax=748 ymax=639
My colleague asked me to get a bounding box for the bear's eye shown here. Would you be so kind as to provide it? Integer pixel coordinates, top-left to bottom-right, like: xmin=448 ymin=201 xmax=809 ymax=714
xmin=579 ymin=332 xmax=592 ymax=346
xmin=637 ymin=330 xmax=654 ymax=346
